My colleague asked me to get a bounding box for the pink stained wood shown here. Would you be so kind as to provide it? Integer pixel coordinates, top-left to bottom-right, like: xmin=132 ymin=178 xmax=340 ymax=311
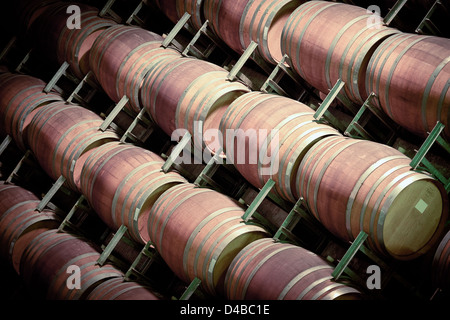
xmin=147 ymin=183 xmax=268 ymax=296
xmin=225 ymin=238 xmax=362 ymax=300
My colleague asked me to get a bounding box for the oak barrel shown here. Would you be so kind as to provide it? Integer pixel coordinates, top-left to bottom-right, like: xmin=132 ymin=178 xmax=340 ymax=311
xmin=80 ymin=142 xmax=187 ymax=244
xmin=281 ymin=1 xmax=399 ymax=104
xmin=219 ymin=91 xmax=341 ymax=202
xmin=366 ymin=33 xmax=450 ymax=139
xmin=86 ymin=277 xmax=160 ymax=300
xmin=140 ymin=57 xmax=224 ymax=136
xmin=175 ymin=69 xmax=251 ymax=156
xmin=147 ymin=183 xmax=269 ymax=296
xmin=204 ymin=0 xmax=304 ymax=64
xmin=0 ymin=73 xmax=63 ymax=150
xmin=58 ymin=15 xmax=116 ymax=79
xmin=0 ymin=184 xmax=60 ymax=273
xmin=296 ymin=136 xmax=449 ymax=260
xmin=225 ymin=238 xmax=362 ymax=300
xmin=116 ymin=43 xmax=180 ymax=113
xmin=432 ymin=230 xmax=450 ymax=290
xmin=155 ymin=0 xmax=206 ymax=30
xmin=89 ymin=25 xmax=164 ymax=106
xmin=20 ymin=229 xmax=123 ymax=300
xmin=14 ymin=0 xmax=61 ymax=38
xmin=30 ymin=3 xmax=100 ymax=67
xmin=26 ymin=102 xmax=120 ymax=192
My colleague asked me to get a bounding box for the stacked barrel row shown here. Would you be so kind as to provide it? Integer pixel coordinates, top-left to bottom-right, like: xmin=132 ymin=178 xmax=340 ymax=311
xmin=15 ymin=0 xmax=118 ymax=79
xmin=153 ymin=0 xmax=450 ymax=265
xmin=156 ymin=0 xmax=450 ymax=140
xmin=2 ymin=1 xmax=366 ymax=299
xmin=89 ymin=3 xmax=449 ymax=263
xmin=0 ymin=68 xmax=362 ymax=299
xmin=3 ymin=0 xmax=449 ymax=298
xmin=0 ymin=182 xmax=160 ymax=300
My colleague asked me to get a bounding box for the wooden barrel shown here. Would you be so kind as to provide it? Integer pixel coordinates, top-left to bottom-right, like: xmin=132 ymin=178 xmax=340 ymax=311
xmin=0 ymin=73 xmax=44 ymax=136
xmin=20 ymin=229 xmax=124 ymax=300
xmin=176 ymin=69 xmax=251 ymax=156
xmin=219 ymin=91 xmax=341 ymax=202
xmin=116 ymin=43 xmax=181 ymax=113
xmin=89 ymin=25 xmax=164 ymax=106
xmin=350 ymin=0 xmax=443 ymax=33
xmin=204 ymin=0 xmax=303 ymax=64
xmin=225 ymin=238 xmax=362 ymax=300
xmin=155 ymin=0 xmax=205 ymax=30
xmin=80 ymin=142 xmax=187 ymax=244
xmin=296 ymin=136 xmax=449 ymax=260
xmin=281 ymin=1 xmax=399 ymax=105
xmin=14 ymin=0 xmax=61 ymax=38
xmin=154 ymin=0 xmax=179 ymax=24
xmin=10 ymin=228 xmax=50 ymax=276
xmin=140 ymin=57 xmax=224 ymax=136
xmin=240 ymin=0 xmax=305 ymax=64
xmin=366 ymin=33 xmax=450 ymax=139
xmin=0 ymin=73 xmax=63 ymax=150
xmin=180 ymin=0 xmax=206 ymax=30
xmin=203 ymin=0 xmax=249 ymax=56
xmin=86 ymin=277 xmax=160 ymax=300
xmin=31 ymin=3 xmax=100 ymax=66
xmin=147 ymin=183 xmax=269 ymax=296
xmin=0 ymin=184 xmax=61 ymax=273
xmin=25 ymin=102 xmax=120 ymax=192
xmin=58 ymin=15 xmax=116 ymax=79
xmin=432 ymin=230 xmax=450 ymax=290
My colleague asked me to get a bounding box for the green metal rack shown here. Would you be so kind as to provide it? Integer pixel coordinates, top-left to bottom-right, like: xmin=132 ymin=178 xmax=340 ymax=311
xmin=410 ymin=121 xmax=450 ymax=193
xmin=344 ymin=92 xmax=400 ymax=146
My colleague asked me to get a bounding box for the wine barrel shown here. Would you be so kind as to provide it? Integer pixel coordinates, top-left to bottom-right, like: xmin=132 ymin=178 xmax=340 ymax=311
xmin=10 ymin=228 xmax=50 ymax=276
xmin=296 ymin=136 xmax=448 ymax=260
xmin=147 ymin=183 xmax=269 ymax=296
xmin=89 ymin=25 xmax=164 ymax=106
xmin=366 ymin=33 xmax=450 ymax=139
xmin=281 ymin=1 xmax=399 ymax=104
xmin=225 ymin=238 xmax=362 ymax=300
xmin=0 ymin=184 xmax=60 ymax=273
xmin=155 ymin=0 xmax=205 ymax=30
xmin=80 ymin=142 xmax=187 ymax=244
xmin=140 ymin=57 xmax=224 ymax=136
xmin=204 ymin=0 xmax=304 ymax=64
xmin=58 ymin=15 xmax=116 ymax=79
xmin=0 ymin=73 xmax=44 ymax=137
xmin=432 ymin=230 xmax=450 ymax=290
xmin=351 ymin=0 xmax=444 ymax=34
xmin=25 ymin=102 xmax=120 ymax=192
xmin=14 ymin=0 xmax=60 ymax=38
xmin=20 ymin=229 xmax=124 ymax=300
xmin=116 ymin=43 xmax=181 ymax=113
xmin=175 ymin=69 xmax=251 ymax=156
xmin=219 ymin=91 xmax=341 ymax=202
xmin=30 ymin=3 xmax=100 ymax=66
xmin=0 ymin=73 xmax=63 ymax=150
xmin=86 ymin=277 xmax=160 ymax=300
xmin=154 ymin=0 xmax=179 ymax=24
